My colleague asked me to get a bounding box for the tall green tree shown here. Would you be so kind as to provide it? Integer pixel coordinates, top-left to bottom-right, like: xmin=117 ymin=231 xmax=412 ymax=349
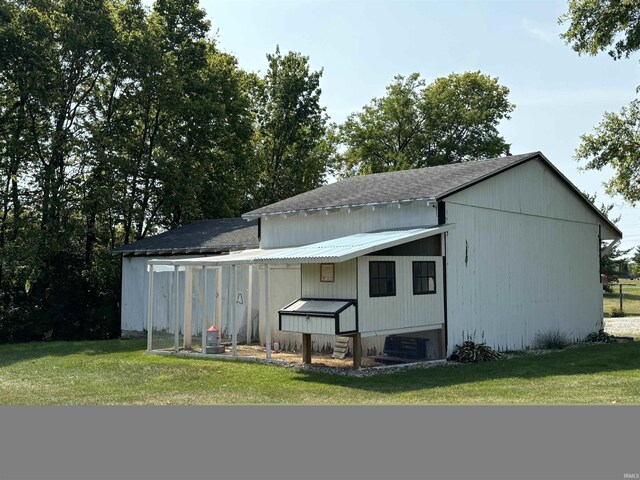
xmin=251 ymin=47 xmax=329 ymax=206
xmin=337 ymin=71 xmax=514 ymax=175
xmin=632 ymin=245 xmax=640 ymax=265
xmin=0 ymin=0 xmax=120 ymax=341
xmin=0 ymin=0 xmax=258 ymax=342
xmin=583 ymin=191 xmax=629 ymax=283
xmin=560 ymin=1 xmax=640 ymax=205
xmin=574 ymin=99 xmax=640 ymax=204
xmin=560 ymin=0 xmax=640 ymax=62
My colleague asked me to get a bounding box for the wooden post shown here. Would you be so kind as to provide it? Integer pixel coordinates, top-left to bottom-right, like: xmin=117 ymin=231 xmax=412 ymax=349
xmin=439 ymin=326 xmax=446 ymax=359
xmin=352 ymin=333 xmax=361 ymax=369
xmin=619 ymin=284 xmax=623 ymax=311
xmin=147 ymin=264 xmax=154 ymax=352
xmin=302 ymin=333 xmax=312 ymax=364
xmin=183 ymin=267 xmax=193 ymax=350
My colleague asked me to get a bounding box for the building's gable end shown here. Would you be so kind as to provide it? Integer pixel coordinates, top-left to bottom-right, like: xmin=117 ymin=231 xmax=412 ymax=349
xmin=442 ymin=156 xmax=620 ymax=240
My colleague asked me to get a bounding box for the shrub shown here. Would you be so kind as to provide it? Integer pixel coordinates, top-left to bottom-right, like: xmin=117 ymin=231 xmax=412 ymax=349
xmin=534 ymin=328 xmax=570 ymax=350
xmin=448 ymin=341 xmax=500 ymax=363
xmin=585 ymin=329 xmax=617 ymax=343
xmin=609 ymin=307 xmax=625 ymax=318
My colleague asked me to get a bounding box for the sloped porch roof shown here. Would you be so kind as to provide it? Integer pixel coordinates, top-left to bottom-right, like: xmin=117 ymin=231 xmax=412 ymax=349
xmin=147 ymin=224 xmax=452 ymax=268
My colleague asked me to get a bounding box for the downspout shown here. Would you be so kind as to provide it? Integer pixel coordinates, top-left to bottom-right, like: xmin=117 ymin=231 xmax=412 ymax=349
xmin=438 ymin=200 xmax=448 ymax=359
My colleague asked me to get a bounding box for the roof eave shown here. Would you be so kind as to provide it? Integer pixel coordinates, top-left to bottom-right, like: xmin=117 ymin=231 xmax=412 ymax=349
xmin=242 ymin=197 xmax=437 ymax=219
xmin=113 ymin=244 xmax=259 ymax=257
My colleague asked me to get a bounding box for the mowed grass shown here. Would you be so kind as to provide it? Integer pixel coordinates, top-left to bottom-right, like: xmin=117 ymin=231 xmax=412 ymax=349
xmin=604 ymin=279 xmax=640 ymax=317
xmin=1 ymin=338 xmax=640 ymax=405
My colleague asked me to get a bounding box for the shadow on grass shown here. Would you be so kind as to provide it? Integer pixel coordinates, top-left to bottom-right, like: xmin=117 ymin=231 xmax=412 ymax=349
xmin=291 ymin=342 xmax=640 ymax=394
xmin=605 ymin=291 xmax=640 ymax=302
xmin=0 ymin=338 xmax=146 ymax=368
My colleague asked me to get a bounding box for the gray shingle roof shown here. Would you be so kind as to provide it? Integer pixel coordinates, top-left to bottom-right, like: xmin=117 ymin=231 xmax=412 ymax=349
xmin=243 ymin=152 xmax=539 ymax=217
xmin=111 ymin=218 xmax=258 ymax=256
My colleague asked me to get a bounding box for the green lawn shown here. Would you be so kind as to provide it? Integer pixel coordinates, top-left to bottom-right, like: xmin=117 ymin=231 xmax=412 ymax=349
xmin=1 ymin=338 xmax=640 ymax=405
xmin=604 ymin=279 xmax=640 ymax=316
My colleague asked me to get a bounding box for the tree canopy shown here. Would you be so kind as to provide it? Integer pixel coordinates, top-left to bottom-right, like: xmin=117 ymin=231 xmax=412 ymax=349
xmin=575 ymin=99 xmax=640 ymax=204
xmin=0 ymin=0 xmax=329 ymax=342
xmin=560 ymin=1 xmax=640 ymax=205
xmin=337 ymin=71 xmax=514 ymax=175
xmin=583 ymin=192 xmax=628 ymax=283
xmin=0 ymin=0 xmax=514 ymax=343
xmin=251 ymin=47 xmax=329 ymax=206
xmin=560 ymin=0 xmax=640 ymax=61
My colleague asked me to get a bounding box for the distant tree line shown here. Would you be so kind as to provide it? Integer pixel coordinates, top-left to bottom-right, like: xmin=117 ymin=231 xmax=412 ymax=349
xmin=0 ymin=0 xmax=515 ymax=342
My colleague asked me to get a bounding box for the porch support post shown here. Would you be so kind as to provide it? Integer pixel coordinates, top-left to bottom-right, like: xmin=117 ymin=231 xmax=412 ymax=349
xmin=147 ymin=264 xmax=154 ymax=352
xmin=265 ymin=265 xmax=271 ymax=359
xmin=183 ymin=266 xmax=193 ymax=350
xmin=352 ymin=333 xmax=361 ymax=369
xmin=302 ymin=333 xmax=312 ymax=364
xmin=246 ymin=265 xmax=253 ymax=344
xmin=215 ymin=267 xmax=222 ymax=340
xmin=174 ymin=265 xmax=179 ymax=352
xmin=231 ymin=264 xmax=237 ymax=357
xmin=439 ymin=326 xmax=446 ymax=359
xmin=202 ymin=266 xmax=207 ymax=352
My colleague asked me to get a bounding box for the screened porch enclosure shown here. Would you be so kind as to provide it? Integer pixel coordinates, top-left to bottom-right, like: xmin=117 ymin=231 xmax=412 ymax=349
xmin=145 ymin=225 xmax=453 ymax=366
xmin=146 ymin=263 xmax=260 ymax=357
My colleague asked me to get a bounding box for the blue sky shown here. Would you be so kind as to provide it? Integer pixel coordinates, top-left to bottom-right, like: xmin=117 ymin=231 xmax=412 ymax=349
xmin=201 ymin=0 xmax=640 ymax=253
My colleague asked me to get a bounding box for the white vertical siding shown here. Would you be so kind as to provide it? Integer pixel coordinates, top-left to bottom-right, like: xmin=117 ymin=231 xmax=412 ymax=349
xmin=357 ymin=256 xmax=444 ymax=336
xmin=280 ymin=314 xmax=335 ymax=335
xmin=301 ymin=260 xmax=357 ymax=299
xmin=258 ymin=265 xmax=303 ymax=346
xmin=339 ymin=306 xmax=357 ymax=333
xmin=445 ymin=202 xmax=601 ymax=354
xmin=124 ymin=256 xmax=258 ymax=339
xmin=260 ymin=200 xmax=439 ymax=248
xmin=278 ymin=305 xmax=357 ymax=335
xmin=446 ymin=158 xmax=618 ymax=240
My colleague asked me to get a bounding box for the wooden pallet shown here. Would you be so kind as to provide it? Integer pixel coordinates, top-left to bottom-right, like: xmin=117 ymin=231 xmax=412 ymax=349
xmin=332 ymin=336 xmax=350 ymax=359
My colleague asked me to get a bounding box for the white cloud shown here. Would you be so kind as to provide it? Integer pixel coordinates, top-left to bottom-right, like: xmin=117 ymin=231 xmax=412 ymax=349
xmin=522 ymin=18 xmax=558 ymax=44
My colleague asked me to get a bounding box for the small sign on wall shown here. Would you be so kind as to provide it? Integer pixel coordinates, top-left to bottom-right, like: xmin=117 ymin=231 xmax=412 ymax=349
xmin=320 ymin=263 xmax=335 ymax=282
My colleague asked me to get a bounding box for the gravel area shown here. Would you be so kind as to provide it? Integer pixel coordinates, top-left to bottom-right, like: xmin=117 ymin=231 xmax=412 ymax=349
xmin=283 ymin=358 xmax=455 ymax=377
xmin=604 ymin=317 xmax=640 ymax=337
xmin=165 ymin=320 xmax=640 ymax=378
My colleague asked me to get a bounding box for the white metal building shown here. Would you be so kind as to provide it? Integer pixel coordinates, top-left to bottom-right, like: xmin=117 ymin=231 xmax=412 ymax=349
xmin=113 ymin=218 xmax=261 ymax=339
xmin=144 ymin=152 xmax=621 ymax=367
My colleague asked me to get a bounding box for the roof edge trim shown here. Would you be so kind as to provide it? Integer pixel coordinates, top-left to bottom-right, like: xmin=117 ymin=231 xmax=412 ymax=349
xmin=242 ymin=197 xmax=436 ymax=219
xmin=437 ymin=152 xmax=622 ymax=239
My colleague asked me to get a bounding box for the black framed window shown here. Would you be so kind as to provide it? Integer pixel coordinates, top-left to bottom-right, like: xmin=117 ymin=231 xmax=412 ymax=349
xmin=413 ymin=261 xmax=436 ymax=295
xmin=369 ymin=261 xmax=396 ymax=297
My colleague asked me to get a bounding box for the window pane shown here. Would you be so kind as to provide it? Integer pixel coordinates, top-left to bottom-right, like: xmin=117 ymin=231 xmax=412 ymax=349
xmin=370 ymin=261 xmax=396 ymax=296
xmin=428 ymin=277 xmax=435 ymax=292
xmin=386 ymin=279 xmax=394 ymax=293
xmin=427 ymin=262 xmax=435 ymax=276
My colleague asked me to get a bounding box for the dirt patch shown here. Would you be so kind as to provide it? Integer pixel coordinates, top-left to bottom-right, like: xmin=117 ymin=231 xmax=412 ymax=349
xmin=237 ymin=345 xmax=382 ymax=368
xmin=187 ymin=344 xmax=382 ymax=369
